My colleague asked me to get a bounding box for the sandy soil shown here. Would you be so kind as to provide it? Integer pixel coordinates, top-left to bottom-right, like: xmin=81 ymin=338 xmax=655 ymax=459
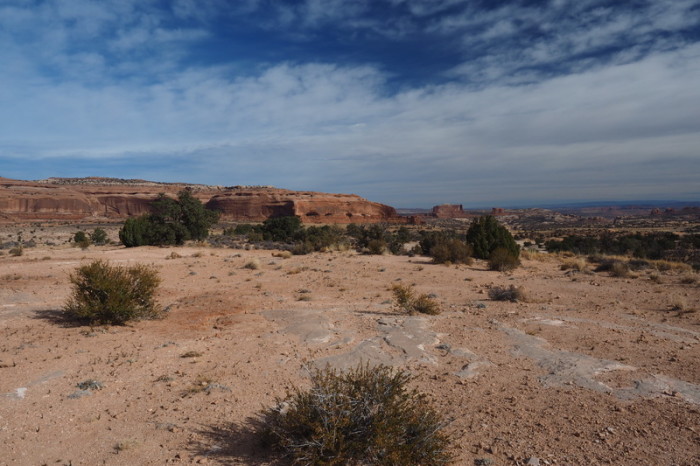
xmin=1 ymin=226 xmax=699 ymax=465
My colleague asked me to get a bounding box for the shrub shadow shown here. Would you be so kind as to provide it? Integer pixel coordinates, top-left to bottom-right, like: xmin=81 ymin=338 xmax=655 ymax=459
xmin=190 ymin=418 xmax=284 ymax=465
xmin=32 ymin=309 xmax=87 ymax=328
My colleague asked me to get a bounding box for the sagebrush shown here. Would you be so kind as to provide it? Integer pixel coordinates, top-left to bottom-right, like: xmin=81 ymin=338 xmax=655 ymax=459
xmin=259 ymin=363 xmax=453 ymax=465
xmin=392 ymin=284 xmax=441 ymax=315
xmin=488 ymin=285 xmax=528 ymax=302
xmin=64 ymin=260 xmax=161 ymax=324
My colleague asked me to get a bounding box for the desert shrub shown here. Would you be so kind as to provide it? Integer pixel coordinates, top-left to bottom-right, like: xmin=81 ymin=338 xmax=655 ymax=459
xmin=233 ymin=224 xmax=255 ymax=235
xmin=560 ymin=257 xmax=587 ymax=272
xmin=119 ymin=215 xmax=152 ymax=247
xmin=392 ymin=284 xmax=441 ymax=315
xmin=430 ymin=238 xmax=473 ymax=265
xmin=680 ymin=274 xmax=697 ymax=285
xmin=411 ymin=294 xmax=441 ymax=315
xmin=243 ymin=259 xmax=260 ymax=270
xmin=520 ymin=249 xmax=549 ymax=261
xmin=64 ymin=260 xmax=161 ymax=325
xmin=300 ymin=225 xmax=348 ymax=253
xmin=259 ymin=363 xmax=453 ymax=465
xmin=73 ymin=231 xmax=91 ymax=249
xmin=610 ymin=261 xmax=631 ymax=278
xmin=261 ymin=216 xmax=303 ymax=242
xmin=546 ymin=232 xmax=694 ymax=261
xmin=488 ymin=285 xmax=528 ymax=302
xmin=488 ymin=247 xmax=520 ymax=272
xmin=367 ymin=239 xmax=387 ymax=255
xmin=466 ymin=215 xmax=520 ymax=260
xmin=8 ymin=246 xmax=23 ymax=256
xmin=653 ymin=260 xmax=692 ymax=273
xmin=90 ymin=228 xmax=108 ymax=245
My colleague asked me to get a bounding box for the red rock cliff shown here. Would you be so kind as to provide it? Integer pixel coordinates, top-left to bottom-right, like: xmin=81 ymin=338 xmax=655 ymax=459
xmin=0 ymin=177 xmax=399 ymax=224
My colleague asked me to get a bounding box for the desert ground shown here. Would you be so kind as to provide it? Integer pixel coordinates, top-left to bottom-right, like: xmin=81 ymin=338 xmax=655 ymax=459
xmin=1 ymin=224 xmax=699 ymax=465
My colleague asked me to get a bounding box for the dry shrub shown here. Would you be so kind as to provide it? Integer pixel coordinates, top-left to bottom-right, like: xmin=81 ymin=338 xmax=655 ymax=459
xmin=243 ymin=259 xmax=260 ymax=270
xmin=488 ymin=285 xmax=528 ymax=302
xmin=679 ymin=274 xmax=697 ymax=285
xmin=9 ymin=246 xmax=23 ymax=257
xmin=653 ymin=260 xmax=692 ymax=273
xmin=430 ymin=239 xmax=473 ymax=265
xmin=167 ymin=251 xmax=182 ymax=260
xmin=669 ymin=297 xmax=688 ymax=312
xmin=64 ymin=260 xmax=161 ymax=325
xmin=488 ymin=247 xmax=520 ymax=272
xmin=560 ymin=257 xmax=587 ymax=272
xmin=272 ymin=250 xmax=292 ymax=259
xmin=391 ymin=284 xmax=441 ymax=315
xmin=259 ymin=363 xmax=453 ymax=465
xmin=594 ymin=259 xmax=631 ymax=277
xmin=610 ymin=261 xmax=631 ymax=278
xmin=520 ymin=250 xmax=550 ymax=261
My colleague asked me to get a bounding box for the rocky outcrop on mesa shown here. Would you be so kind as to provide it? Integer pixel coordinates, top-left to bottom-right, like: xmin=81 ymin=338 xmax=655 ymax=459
xmin=0 ymin=177 xmax=399 ymax=224
xmin=206 ymin=189 xmax=398 ymax=223
xmin=431 ymin=204 xmax=472 ymax=219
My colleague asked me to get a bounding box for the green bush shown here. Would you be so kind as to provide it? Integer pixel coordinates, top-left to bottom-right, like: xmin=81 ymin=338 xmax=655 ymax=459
xmin=74 ymin=231 xmax=91 ymax=249
xmin=488 ymin=247 xmax=520 ymax=272
xmin=119 ymin=190 xmax=219 ymax=247
xmin=90 ymin=228 xmax=108 ymax=245
xmin=392 ymin=284 xmax=441 ymax=315
xmin=466 ymin=215 xmax=519 ymax=260
xmin=260 ymin=216 xmax=303 ymax=242
xmin=64 ymin=260 xmax=162 ymax=325
xmin=259 ymin=363 xmax=453 ymax=465
xmin=119 ymin=215 xmax=152 ymax=247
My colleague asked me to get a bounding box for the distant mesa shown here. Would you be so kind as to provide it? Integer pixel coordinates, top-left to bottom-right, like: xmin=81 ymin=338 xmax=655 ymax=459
xmin=0 ymin=177 xmax=400 ymax=224
xmin=428 ymin=204 xmax=507 ymax=219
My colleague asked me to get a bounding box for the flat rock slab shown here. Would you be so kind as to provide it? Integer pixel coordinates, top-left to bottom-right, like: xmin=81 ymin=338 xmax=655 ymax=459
xmin=502 ymin=324 xmax=700 ymax=404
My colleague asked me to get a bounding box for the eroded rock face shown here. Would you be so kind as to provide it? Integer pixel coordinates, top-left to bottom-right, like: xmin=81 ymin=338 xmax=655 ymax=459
xmin=206 ymin=189 xmax=398 ymax=223
xmin=0 ymin=177 xmax=399 ymax=224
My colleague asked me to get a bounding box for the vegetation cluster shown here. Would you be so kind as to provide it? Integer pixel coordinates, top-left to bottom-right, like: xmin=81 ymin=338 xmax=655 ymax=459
xmin=64 ymin=260 xmax=161 ymax=325
xmin=259 ymin=363 xmax=452 ymax=465
xmin=545 ymin=232 xmax=700 ymax=267
xmin=119 ymin=190 xmax=219 ymax=247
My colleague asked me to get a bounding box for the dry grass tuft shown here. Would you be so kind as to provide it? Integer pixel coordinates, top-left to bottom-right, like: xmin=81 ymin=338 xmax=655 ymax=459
xmin=243 ymin=259 xmax=260 ymax=270
xmin=560 ymin=257 xmax=587 ymax=272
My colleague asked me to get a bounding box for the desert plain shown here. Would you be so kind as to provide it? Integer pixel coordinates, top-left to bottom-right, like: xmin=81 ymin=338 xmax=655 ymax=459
xmin=1 ymin=223 xmax=699 ymax=465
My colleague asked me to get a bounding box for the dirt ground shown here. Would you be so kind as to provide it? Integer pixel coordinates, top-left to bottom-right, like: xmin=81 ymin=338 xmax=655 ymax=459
xmin=1 ymin=225 xmax=699 ymax=465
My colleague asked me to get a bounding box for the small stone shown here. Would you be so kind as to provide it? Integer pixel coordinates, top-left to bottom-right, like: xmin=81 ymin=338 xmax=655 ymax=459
xmin=526 ymin=457 xmax=540 ymax=466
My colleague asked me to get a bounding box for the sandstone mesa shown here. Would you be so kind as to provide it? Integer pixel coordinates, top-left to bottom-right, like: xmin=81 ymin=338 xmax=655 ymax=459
xmin=0 ymin=177 xmax=398 ymax=224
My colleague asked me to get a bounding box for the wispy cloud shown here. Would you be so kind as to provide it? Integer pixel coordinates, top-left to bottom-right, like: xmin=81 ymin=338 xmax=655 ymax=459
xmin=0 ymin=1 xmax=699 ymax=206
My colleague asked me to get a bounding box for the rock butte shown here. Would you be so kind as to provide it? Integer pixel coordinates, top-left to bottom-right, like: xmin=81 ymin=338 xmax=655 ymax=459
xmin=0 ymin=177 xmax=400 ymax=224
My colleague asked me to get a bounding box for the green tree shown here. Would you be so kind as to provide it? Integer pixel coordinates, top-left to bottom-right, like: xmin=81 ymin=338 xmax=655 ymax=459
xmin=118 ymin=190 xmax=219 ymax=247
xmin=73 ymin=231 xmax=91 ymax=249
xmin=466 ymin=215 xmax=519 ymax=260
xmin=90 ymin=228 xmax=108 ymax=245
xmin=119 ymin=215 xmax=151 ymax=247
xmin=260 ymin=216 xmax=303 ymax=242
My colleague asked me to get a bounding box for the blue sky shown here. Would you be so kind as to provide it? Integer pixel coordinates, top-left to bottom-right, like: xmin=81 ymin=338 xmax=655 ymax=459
xmin=1 ymin=0 xmax=699 ymax=208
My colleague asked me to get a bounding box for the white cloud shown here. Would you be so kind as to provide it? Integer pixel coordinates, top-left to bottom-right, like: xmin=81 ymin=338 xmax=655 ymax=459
xmin=1 ymin=1 xmax=699 ymax=205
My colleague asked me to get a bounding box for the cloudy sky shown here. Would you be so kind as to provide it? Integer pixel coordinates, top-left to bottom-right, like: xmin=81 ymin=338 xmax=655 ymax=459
xmin=1 ymin=0 xmax=699 ymax=207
